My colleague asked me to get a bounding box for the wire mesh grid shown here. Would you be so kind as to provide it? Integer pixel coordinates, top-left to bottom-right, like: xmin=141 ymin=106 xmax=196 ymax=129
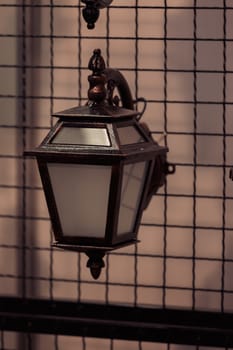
xmin=0 ymin=0 xmax=233 ymax=348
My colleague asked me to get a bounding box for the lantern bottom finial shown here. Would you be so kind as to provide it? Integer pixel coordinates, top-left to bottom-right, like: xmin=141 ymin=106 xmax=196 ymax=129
xmin=52 ymin=240 xmax=139 ymax=279
xmin=86 ymin=251 xmax=105 ymax=280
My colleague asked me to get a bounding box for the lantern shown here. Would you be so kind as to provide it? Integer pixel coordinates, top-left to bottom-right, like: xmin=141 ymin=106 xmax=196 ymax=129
xmin=26 ymin=49 xmax=174 ymax=279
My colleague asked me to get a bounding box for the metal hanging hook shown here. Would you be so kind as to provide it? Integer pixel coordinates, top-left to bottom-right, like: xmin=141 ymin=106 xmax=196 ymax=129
xmin=134 ymin=97 xmax=147 ymax=121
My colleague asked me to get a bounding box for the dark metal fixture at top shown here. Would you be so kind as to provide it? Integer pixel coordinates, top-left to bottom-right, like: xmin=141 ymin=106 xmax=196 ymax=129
xmin=81 ymin=0 xmax=113 ymax=29
xmin=26 ymin=49 xmax=175 ymax=279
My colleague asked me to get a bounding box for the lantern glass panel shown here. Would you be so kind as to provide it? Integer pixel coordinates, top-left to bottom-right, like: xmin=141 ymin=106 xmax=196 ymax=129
xmin=48 ymin=163 xmax=112 ymax=238
xmin=117 ymin=162 xmax=147 ymax=235
xmin=117 ymin=125 xmax=145 ymax=145
xmin=51 ymin=126 xmax=111 ymax=146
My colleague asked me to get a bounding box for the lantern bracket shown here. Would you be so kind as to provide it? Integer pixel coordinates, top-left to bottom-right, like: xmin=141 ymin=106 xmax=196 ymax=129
xmin=104 ymin=68 xmax=134 ymax=110
xmin=87 ymin=49 xmax=147 ymax=122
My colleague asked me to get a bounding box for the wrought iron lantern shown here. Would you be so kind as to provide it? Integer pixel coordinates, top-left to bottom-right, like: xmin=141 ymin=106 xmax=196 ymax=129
xmin=26 ymin=49 xmax=174 ymax=279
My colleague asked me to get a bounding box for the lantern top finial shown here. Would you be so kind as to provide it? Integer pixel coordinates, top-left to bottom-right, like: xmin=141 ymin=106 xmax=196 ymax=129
xmin=88 ymin=49 xmax=107 ymax=105
xmin=88 ymin=48 xmax=106 ymax=73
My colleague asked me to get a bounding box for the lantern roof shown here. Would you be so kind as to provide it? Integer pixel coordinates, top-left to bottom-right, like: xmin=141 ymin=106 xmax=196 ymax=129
xmin=27 ymin=116 xmax=166 ymax=163
xmin=53 ymin=103 xmax=139 ymax=121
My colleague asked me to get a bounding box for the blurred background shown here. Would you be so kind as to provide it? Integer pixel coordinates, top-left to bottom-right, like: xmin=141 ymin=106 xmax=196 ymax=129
xmin=0 ymin=0 xmax=233 ymax=348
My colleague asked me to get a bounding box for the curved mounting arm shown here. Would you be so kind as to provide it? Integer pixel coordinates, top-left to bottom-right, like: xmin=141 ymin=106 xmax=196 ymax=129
xmin=104 ymin=68 xmax=134 ymax=110
xmin=81 ymin=0 xmax=113 ymax=29
xmin=104 ymin=69 xmax=147 ymax=120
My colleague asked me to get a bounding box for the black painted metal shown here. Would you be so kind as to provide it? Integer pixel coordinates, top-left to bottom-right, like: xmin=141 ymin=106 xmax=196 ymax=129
xmin=0 ymin=297 xmax=233 ymax=347
xmin=81 ymin=0 xmax=113 ymax=29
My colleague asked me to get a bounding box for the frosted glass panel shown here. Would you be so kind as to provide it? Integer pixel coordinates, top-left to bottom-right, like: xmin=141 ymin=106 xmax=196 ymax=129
xmin=117 ymin=126 xmax=145 ymax=145
xmin=117 ymin=162 xmax=147 ymax=235
xmin=52 ymin=126 xmax=111 ymax=146
xmin=48 ymin=163 xmax=111 ymax=238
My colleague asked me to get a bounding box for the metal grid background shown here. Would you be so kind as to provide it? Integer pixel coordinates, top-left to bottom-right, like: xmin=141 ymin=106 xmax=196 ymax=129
xmin=0 ymin=0 xmax=233 ymax=348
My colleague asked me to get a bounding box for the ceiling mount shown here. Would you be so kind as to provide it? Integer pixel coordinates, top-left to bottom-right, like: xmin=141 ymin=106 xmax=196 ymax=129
xmin=81 ymin=0 xmax=113 ymax=29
